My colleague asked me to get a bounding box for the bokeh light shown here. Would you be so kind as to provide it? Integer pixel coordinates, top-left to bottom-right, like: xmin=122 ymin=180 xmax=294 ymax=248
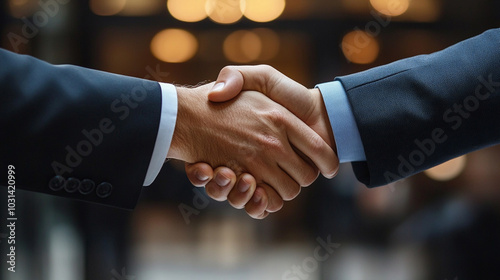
xmin=253 ymin=28 xmax=280 ymax=60
xmin=404 ymin=0 xmax=441 ymax=22
xmin=120 ymin=0 xmax=164 ymax=16
xmin=91 ymin=0 xmax=163 ymax=16
xmin=167 ymin=0 xmax=207 ymax=22
xmin=223 ymin=30 xmax=262 ymax=63
xmin=341 ymin=30 xmax=380 ymax=64
xmin=243 ymin=0 xmax=286 ymax=23
xmin=425 ymin=156 xmax=468 ymax=181
xmin=151 ymin=29 xmax=198 ymax=63
xmin=90 ymin=0 xmax=126 ymax=16
xmin=370 ymin=0 xmax=410 ymax=17
xmin=205 ymin=0 xmax=244 ymax=24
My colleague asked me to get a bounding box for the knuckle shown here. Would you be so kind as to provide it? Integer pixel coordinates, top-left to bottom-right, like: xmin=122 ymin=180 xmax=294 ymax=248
xmin=226 ymin=159 xmax=244 ymax=174
xmin=257 ymin=134 xmax=285 ymax=154
xmin=265 ymin=108 xmax=286 ymax=124
xmin=238 ymin=143 xmax=258 ymax=162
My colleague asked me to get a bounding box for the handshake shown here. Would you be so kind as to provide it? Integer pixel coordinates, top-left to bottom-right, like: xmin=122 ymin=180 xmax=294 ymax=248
xmin=167 ymin=65 xmax=340 ymax=219
xmin=1 ymin=30 xmax=495 ymax=211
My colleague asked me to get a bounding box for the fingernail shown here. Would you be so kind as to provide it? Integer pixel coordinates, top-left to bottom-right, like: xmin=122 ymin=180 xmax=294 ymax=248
xmin=238 ymin=179 xmax=251 ymax=193
xmin=195 ymin=170 xmax=209 ymax=182
xmin=215 ymin=173 xmax=231 ymax=187
xmin=211 ymin=82 xmax=225 ymax=92
xmin=326 ymin=169 xmax=339 ymax=179
xmin=253 ymin=192 xmax=262 ymax=203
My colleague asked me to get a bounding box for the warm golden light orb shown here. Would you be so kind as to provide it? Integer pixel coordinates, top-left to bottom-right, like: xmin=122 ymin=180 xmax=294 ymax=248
xmin=341 ymin=30 xmax=380 ymax=64
xmin=370 ymin=0 xmax=410 ymax=17
xmin=167 ymin=0 xmax=207 ymax=22
xmin=205 ymin=0 xmax=244 ymax=24
xmin=425 ymin=156 xmax=467 ymax=181
xmin=151 ymin=29 xmax=198 ymax=63
xmin=243 ymin=0 xmax=286 ymax=22
xmin=223 ymin=30 xmax=262 ymax=63
xmin=90 ymin=0 xmax=126 ymax=16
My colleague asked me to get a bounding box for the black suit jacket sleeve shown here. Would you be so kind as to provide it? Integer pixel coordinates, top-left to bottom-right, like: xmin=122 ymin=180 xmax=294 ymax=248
xmin=0 ymin=49 xmax=163 ymax=209
xmin=336 ymin=29 xmax=500 ymax=187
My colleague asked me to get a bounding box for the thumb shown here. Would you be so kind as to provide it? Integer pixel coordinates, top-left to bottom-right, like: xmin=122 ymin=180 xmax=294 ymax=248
xmin=209 ymin=65 xmax=312 ymax=121
xmin=208 ymin=66 xmax=245 ymax=102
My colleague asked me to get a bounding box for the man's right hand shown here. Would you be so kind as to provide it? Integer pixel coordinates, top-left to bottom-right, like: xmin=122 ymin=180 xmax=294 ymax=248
xmin=170 ymin=82 xmax=338 ymax=219
xmin=185 ymin=66 xmax=339 ymax=218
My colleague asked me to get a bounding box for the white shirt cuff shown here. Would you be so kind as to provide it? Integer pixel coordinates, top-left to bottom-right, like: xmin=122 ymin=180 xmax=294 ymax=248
xmin=316 ymin=81 xmax=366 ymax=163
xmin=143 ymin=83 xmax=178 ymax=186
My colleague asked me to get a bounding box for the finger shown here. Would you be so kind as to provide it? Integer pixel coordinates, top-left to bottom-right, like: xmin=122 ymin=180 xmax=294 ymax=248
xmin=256 ymin=211 xmax=270 ymax=219
xmin=208 ymin=66 xmax=245 ymax=102
xmin=209 ymin=65 xmax=288 ymax=102
xmin=204 ymin=167 xmax=237 ymax=201
xmin=283 ymin=113 xmax=340 ymax=179
xmin=277 ymin=138 xmax=320 ymax=187
xmin=293 ymin=146 xmax=321 ymax=185
xmin=209 ymin=65 xmax=311 ymax=116
xmin=258 ymin=184 xmax=284 ymax=213
xmin=245 ymin=187 xmax=269 ymax=219
xmin=227 ymin=174 xmax=256 ymax=209
xmin=210 ymin=65 xmax=339 ymax=177
xmin=260 ymin=163 xmax=302 ymax=201
xmin=185 ymin=162 xmax=213 ymax=187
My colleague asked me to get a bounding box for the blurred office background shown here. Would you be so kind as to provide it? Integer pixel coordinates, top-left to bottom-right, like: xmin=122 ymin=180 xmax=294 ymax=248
xmin=1 ymin=0 xmax=500 ymax=279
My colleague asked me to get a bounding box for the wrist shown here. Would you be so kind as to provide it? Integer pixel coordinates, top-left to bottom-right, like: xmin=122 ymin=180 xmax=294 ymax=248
xmin=167 ymin=86 xmax=201 ymax=161
xmin=310 ymin=88 xmax=337 ymax=154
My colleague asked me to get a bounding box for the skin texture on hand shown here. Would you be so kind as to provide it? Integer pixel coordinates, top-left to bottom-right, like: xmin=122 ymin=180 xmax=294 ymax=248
xmin=185 ymin=66 xmax=339 ymax=219
xmin=209 ymin=65 xmax=336 ymax=151
xmin=170 ymin=83 xmax=337 ymax=217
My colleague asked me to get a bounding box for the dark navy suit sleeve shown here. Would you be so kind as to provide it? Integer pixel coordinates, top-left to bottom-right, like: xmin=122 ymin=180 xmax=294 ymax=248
xmin=0 ymin=49 xmax=163 ymax=209
xmin=335 ymin=29 xmax=500 ymax=187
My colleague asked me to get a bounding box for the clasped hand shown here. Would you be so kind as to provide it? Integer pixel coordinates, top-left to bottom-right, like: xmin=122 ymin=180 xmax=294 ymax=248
xmin=170 ymin=66 xmax=339 ymax=219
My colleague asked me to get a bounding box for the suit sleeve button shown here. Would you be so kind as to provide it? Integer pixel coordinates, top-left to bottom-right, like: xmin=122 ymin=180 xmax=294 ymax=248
xmin=96 ymin=182 xmax=113 ymax=198
xmin=79 ymin=179 xmax=95 ymax=195
xmin=65 ymin=178 xmax=80 ymax=193
xmin=49 ymin=176 xmax=66 ymax=191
